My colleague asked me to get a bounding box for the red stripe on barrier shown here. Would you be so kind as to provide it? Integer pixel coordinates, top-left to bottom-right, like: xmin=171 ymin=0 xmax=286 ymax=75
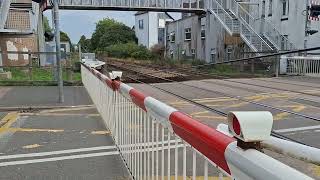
xmin=105 ymin=79 xmax=113 ymax=89
xmin=96 ymin=73 xmax=102 ymax=80
xmin=129 ymin=89 xmax=147 ymax=111
xmin=169 ymin=112 xmax=235 ymax=174
xmin=112 ymin=80 xmax=121 ymax=91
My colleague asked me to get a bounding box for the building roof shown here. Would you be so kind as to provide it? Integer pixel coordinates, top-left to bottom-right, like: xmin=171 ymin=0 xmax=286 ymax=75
xmin=135 ymin=11 xmax=148 ymax=16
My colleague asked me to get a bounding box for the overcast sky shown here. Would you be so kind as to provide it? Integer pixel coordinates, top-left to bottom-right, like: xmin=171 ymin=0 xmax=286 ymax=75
xmin=44 ymin=10 xmax=181 ymax=44
xmin=44 ymin=10 xmax=136 ymax=43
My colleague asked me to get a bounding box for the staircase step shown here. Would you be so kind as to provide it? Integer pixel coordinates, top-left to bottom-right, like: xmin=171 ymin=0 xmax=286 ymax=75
xmin=10 ymin=3 xmax=32 ymax=9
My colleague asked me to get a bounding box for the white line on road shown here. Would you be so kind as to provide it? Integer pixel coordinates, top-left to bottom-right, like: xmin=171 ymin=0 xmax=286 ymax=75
xmin=0 ymin=145 xmax=117 ymax=160
xmin=274 ymin=125 xmax=320 ymax=133
xmin=0 ymin=151 xmax=120 ymax=167
xmin=0 ymin=144 xmax=185 ymax=167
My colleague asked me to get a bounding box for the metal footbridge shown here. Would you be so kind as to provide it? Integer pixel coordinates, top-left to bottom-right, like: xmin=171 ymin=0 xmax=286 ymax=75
xmin=50 ymin=0 xmax=205 ymax=13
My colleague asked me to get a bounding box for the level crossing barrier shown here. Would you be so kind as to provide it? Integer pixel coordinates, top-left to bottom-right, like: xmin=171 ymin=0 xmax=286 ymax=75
xmin=81 ymin=64 xmax=312 ymax=180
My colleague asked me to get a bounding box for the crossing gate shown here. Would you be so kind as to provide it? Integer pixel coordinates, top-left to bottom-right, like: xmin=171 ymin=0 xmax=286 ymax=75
xmin=81 ymin=64 xmax=312 ymax=180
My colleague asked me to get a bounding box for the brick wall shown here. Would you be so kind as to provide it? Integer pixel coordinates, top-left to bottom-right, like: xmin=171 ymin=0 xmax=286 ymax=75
xmin=0 ymin=35 xmax=38 ymax=66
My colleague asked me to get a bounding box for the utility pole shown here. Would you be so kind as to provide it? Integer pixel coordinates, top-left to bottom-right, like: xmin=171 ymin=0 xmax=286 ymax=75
xmin=304 ymin=0 xmax=310 ymax=75
xmin=305 ymin=0 xmax=310 ymax=57
xmin=78 ymin=44 xmax=82 ymax=61
xmin=0 ymin=47 xmax=3 ymax=73
xmin=53 ymin=0 xmax=64 ymax=103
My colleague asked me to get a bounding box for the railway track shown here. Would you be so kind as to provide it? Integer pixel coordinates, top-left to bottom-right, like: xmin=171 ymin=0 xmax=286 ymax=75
xmin=104 ymin=60 xmax=320 ymax=147
xmin=107 ymin=59 xmax=320 ymax=98
xmin=113 ymin=63 xmax=320 ymax=120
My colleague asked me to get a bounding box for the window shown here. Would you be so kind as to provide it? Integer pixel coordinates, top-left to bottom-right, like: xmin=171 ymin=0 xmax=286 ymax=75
xmin=282 ymin=0 xmax=289 ymax=17
xmin=138 ymin=20 xmax=144 ymax=29
xmin=185 ymin=28 xmax=191 ymax=41
xmin=170 ymin=32 xmax=176 ymax=43
xmin=226 ymin=47 xmax=233 ymax=61
xmin=201 ymin=25 xmax=205 ymax=40
xmin=170 ymin=50 xmax=174 ymax=59
xmin=158 ymin=28 xmax=165 ymax=44
xmin=191 ymin=49 xmax=196 ymax=59
xmin=281 ymin=35 xmax=288 ymax=50
xmin=210 ymin=48 xmax=216 ymax=63
xmin=268 ymin=0 xmax=273 ymax=16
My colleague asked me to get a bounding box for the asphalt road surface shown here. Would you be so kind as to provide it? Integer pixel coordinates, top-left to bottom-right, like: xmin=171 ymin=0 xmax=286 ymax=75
xmin=0 ymin=76 xmax=319 ymax=179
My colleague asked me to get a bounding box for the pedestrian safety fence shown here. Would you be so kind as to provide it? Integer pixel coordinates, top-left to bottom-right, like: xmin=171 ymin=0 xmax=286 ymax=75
xmin=56 ymin=0 xmax=204 ymax=10
xmin=280 ymin=56 xmax=320 ymax=77
xmin=4 ymin=8 xmax=32 ymax=31
xmin=81 ymin=64 xmax=312 ymax=180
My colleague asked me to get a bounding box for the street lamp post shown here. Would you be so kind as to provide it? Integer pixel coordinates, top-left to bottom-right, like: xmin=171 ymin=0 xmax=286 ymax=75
xmin=53 ymin=0 xmax=64 ymax=103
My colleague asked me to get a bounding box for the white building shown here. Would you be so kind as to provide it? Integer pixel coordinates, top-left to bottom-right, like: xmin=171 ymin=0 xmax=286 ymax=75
xmin=166 ymin=14 xmax=244 ymax=63
xmin=257 ymin=0 xmax=320 ymax=50
xmin=166 ymin=0 xmax=320 ymax=63
xmin=134 ymin=12 xmax=174 ymax=49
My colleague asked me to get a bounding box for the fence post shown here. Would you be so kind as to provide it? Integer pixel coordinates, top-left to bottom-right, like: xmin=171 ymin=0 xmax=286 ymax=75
xmin=66 ymin=54 xmax=72 ymax=81
xmin=303 ymin=58 xmax=307 ymax=75
xmin=251 ymin=59 xmax=254 ymax=73
xmin=28 ymin=50 xmax=33 ymax=80
xmin=0 ymin=48 xmax=3 ymax=73
xmin=275 ymin=56 xmax=279 ymax=77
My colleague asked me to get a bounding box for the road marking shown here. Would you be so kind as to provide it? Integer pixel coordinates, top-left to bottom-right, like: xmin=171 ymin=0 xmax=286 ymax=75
xmin=190 ymin=111 xmax=209 ymax=116
xmin=0 ymin=151 xmax=119 ymax=167
xmin=5 ymin=128 xmax=64 ymax=133
xmin=278 ymin=105 xmax=306 ymax=112
xmin=0 ymin=146 xmax=117 ymax=160
xmin=91 ymin=130 xmax=110 ymax=135
xmin=274 ymin=125 xmax=320 ymax=133
xmin=40 ymin=106 xmax=95 ymax=113
xmin=0 ymin=144 xmax=184 ymax=167
xmin=313 ymin=165 xmax=320 ymax=177
xmin=228 ymin=102 xmax=248 ymax=108
xmin=0 ymin=112 xmax=19 ymax=133
xmin=193 ymin=115 xmax=225 ymax=120
xmin=20 ymin=113 xmax=100 ymax=117
xmin=273 ymin=112 xmax=289 ymax=121
xmin=23 ymin=144 xmax=42 ymax=149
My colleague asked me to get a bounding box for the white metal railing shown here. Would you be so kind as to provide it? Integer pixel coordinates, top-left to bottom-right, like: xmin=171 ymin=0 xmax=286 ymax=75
xmin=4 ymin=8 xmax=32 ymax=32
xmin=209 ymin=0 xmax=273 ymax=53
xmin=56 ymin=0 xmax=204 ymax=10
xmin=229 ymin=0 xmax=295 ymax=51
xmin=281 ymin=56 xmax=320 ymax=77
xmin=81 ymin=63 xmax=312 ymax=180
xmin=209 ymin=0 xmax=239 ymax=35
xmin=263 ymin=19 xmax=295 ymax=50
xmin=228 ymin=0 xmax=273 ymax=52
xmin=0 ymin=0 xmax=11 ymax=29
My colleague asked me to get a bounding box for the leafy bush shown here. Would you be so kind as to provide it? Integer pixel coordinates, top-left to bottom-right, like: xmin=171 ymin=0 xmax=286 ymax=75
xmin=104 ymin=42 xmax=154 ymax=60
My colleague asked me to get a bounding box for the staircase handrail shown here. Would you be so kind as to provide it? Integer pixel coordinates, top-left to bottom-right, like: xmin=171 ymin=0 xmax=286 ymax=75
xmin=263 ymin=18 xmax=296 ymax=50
xmin=230 ymin=0 xmax=295 ymax=51
xmin=228 ymin=0 xmax=273 ymax=51
xmin=208 ymin=0 xmax=239 ymax=35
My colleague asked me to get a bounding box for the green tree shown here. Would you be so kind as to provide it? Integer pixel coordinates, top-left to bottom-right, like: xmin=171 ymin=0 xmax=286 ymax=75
xmin=78 ymin=35 xmax=92 ymax=52
xmin=43 ymin=16 xmax=52 ymax=33
xmin=60 ymin=31 xmax=70 ymax=42
xmin=91 ymin=18 xmax=137 ymax=51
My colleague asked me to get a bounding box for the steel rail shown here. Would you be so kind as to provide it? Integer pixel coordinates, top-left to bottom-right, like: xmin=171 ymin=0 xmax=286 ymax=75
xmin=103 ymin=65 xmax=313 ymax=147
xmin=109 ymin=59 xmax=320 ymax=97
xmin=123 ymin=73 xmax=310 ymax=146
xmin=107 ymin=62 xmax=320 ymax=123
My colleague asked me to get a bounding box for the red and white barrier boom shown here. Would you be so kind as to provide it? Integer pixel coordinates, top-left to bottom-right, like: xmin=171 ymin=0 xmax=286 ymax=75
xmin=81 ymin=64 xmax=313 ymax=180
